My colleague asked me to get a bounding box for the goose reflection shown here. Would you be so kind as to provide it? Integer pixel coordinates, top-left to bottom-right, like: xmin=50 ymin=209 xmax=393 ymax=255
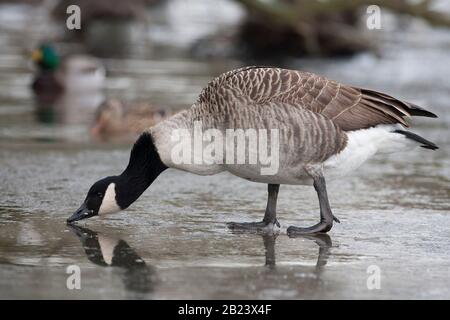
xmin=262 ymin=233 xmax=331 ymax=269
xmin=258 ymin=232 xmax=333 ymax=295
xmin=67 ymin=224 xmax=155 ymax=294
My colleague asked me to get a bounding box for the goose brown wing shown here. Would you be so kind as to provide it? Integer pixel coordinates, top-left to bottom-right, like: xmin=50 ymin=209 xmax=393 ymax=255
xmin=198 ymin=67 xmax=437 ymax=132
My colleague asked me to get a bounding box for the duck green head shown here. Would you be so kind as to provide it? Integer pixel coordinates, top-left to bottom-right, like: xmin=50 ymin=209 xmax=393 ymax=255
xmin=31 ymin=44 xmax=60 ymax=71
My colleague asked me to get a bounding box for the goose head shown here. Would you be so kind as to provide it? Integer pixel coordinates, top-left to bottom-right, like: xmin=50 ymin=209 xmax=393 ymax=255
xmin=67 ymin=133 xmax=167 ymax=223
xmin=67 ymin=176 xmax=121 ymax=223
xmin=31 ymin=44 xmax=60 ymax=71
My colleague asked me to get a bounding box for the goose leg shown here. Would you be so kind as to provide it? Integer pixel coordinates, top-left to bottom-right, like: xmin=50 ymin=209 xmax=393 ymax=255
xmin=227 ymin=184 xmax=280 ymax=232
xmin=287 ymin=171 xmax=339 ymax=235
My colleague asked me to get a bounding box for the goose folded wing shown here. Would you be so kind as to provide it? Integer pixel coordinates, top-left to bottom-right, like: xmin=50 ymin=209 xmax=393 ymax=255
xmin=199 ymin=67 xmax=436 ymax=132
xmin=280 ymin=73 xmax=437 ymax=131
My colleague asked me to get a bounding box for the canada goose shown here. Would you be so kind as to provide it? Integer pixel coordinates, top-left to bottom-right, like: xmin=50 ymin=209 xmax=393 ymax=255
xmin=31 ymin=44 xmax=105 ymax=94
xmin=91 ymin=99 xmax=175 ymax=141
xmin=67 ymin=67 xmax=438 ymax=235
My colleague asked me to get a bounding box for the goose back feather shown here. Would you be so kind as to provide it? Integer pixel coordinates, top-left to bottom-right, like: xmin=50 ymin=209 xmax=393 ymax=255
xmin=196 ymin=66 xmax=436 ymax=131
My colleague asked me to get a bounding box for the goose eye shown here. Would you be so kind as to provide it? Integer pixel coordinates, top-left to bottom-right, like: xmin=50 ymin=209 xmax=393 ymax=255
xmin=97 ymin=192 xmax=103 ymax=198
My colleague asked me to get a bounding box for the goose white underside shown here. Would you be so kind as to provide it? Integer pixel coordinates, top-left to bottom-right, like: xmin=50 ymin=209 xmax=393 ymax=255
xmin=323 ymin=124 xmax=417 ymax=180
xmin=157 ymin=124 xmax=418 ymax=185
xmin=233 ymin=124 xmax=418 ymax=184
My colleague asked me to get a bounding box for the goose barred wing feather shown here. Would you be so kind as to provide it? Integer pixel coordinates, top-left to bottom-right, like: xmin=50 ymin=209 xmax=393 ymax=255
xmin=191 ymin=98 xmax=349 ymax=165
xmin=197 ymin=67 xmax=437 ymax=132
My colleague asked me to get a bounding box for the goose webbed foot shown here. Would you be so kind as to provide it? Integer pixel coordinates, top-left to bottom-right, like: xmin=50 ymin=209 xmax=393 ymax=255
xmin=287 ymin=220 xmax=333 ymax=236
xmin=287 ymin=214 xmax=340 ymax=236
xmin=227 ymin=219 xmax=280 ymax=233
xmin=287 ymin=169 xmax=340 ymax=236
xmin=228 ymin=184 xmax=281 ymax=234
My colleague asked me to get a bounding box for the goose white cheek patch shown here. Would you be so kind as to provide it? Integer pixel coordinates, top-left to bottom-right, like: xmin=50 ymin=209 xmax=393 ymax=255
xmin=98 ymin=183 xmax=121 ymax=215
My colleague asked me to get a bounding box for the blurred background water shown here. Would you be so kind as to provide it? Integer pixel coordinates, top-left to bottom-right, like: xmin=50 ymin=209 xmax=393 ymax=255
xmin=0 ymin=0 xmax=449 ymax=299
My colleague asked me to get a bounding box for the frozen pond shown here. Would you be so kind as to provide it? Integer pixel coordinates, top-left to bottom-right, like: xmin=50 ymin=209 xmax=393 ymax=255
xmin=0 ymin=2 xmax=449 ymax=299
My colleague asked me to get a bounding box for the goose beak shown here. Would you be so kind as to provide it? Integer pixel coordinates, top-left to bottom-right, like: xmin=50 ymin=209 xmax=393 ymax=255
xmin=67 ymin=202 xmax=94 ymax=223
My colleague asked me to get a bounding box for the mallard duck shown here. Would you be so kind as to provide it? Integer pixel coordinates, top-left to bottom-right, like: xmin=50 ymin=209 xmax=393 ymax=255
xmin=31 ymin=44 xmax=105 ymax=95
xmin=90 ymin=99 xmax=175 ymax=141
xmin=68 ymin=67 xmax=438 ymax=236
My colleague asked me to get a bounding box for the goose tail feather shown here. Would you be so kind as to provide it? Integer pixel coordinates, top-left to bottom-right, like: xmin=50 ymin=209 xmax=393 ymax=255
xmin=359 ymin=88 xmax=438 ymax=120
xmin=404 ymin=102 xmax=438 ymax=118
xmin=393 ymin=130 xmax=439 ymax=150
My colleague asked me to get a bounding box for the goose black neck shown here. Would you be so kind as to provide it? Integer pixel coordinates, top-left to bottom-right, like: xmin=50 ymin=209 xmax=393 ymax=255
xmin=117 ymin=132 xmax=167 ymax=209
